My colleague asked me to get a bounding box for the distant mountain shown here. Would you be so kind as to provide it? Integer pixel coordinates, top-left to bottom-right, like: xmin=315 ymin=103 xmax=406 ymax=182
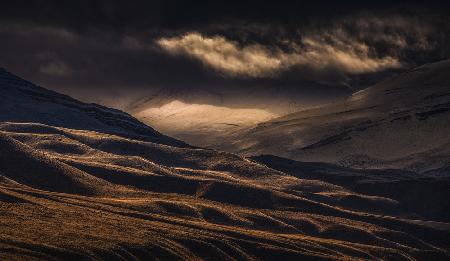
xmin=221 ymin=60 xmax=450 ymax=173
xmin=127 ymin=83 xmax=348 ymax=147
xmin=1 ymin=68 xmax=450 ymax=260
xmin=134 ymin=99 xmax=276 ymax=147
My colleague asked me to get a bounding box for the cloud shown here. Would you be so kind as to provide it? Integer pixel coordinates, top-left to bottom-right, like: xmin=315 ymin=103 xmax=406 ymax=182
xmin=156 ymin=33 xmax=283 ymax=77
xmin=286 ymin=37 xmax=402 ymax=74
xmin=156 ymin=32 xmax=402 ymax=78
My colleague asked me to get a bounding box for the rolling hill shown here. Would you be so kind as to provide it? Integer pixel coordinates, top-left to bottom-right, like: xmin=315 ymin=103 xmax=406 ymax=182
xmin=1 ymin=68 xmax=450 ymax=260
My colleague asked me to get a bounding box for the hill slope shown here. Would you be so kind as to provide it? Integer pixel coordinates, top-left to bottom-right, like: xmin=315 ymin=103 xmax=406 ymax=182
xmin=128 ymin=83 xmax=347 ymax=147
xmin=1 ymin=69 xmax=450 ymax=260
xmin=0 ymin=68 xmax=187 ymax=147
xmin=221 ymin=60 xmax=450 ymax=172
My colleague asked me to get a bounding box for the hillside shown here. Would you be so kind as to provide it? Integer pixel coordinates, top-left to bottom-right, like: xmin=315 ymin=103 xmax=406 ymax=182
xmin=0 ymin=68 xmax=187 ymax=148
xmin=220 ymin=60 xmax=450 ymax=172
xmin=128 ymin=84 xmax=347 ymax=147
xmin=1 ymin=69 xmax=450 ymax=260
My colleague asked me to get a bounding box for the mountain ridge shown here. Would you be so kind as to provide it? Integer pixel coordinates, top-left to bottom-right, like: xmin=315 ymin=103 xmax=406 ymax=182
xmin=0 ymin=68 xmax=189 ymax=148
xmin=217 ymin=59 xmax=450 ymax=172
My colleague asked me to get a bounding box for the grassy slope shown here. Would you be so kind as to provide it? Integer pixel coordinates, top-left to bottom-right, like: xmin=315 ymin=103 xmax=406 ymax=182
xmin=1 ymin=122 xmax=449 ymax=260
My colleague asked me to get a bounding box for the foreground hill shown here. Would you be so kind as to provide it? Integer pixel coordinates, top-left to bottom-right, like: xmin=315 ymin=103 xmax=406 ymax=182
xmin=221 ymin=60 xmax=450 ymax=173
xmin=1 ymin=69 xmax=450 ymax=260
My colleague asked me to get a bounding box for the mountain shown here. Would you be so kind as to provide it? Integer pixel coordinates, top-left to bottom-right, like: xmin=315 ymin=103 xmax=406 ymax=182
xmin=127 ymin=83 xmax=348 ymax=147
xmin=1 ymin=68 xmax=450 ymax=260
xmin=220 ymin=60 xmax=450 ymax=173
xmin=134 ymin=99 xmax=276 ymax=147
xmin=0 ymin=68 xmax=187 ymax=148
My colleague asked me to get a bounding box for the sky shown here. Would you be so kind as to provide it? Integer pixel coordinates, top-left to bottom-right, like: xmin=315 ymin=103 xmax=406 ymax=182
xmin=1 ymin=0 xmax=450 ymax=107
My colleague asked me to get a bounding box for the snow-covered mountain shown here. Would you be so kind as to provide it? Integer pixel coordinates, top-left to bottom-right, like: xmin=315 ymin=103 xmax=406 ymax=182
xmin=0 ymin=68 xmax=187 ymax=147
xmin=220 ymin=60 xmax=450 ymax=173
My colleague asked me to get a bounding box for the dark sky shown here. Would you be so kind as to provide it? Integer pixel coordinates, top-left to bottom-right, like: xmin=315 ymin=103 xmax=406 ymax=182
xmin=1 ymin=0 xmax=450 ymax=105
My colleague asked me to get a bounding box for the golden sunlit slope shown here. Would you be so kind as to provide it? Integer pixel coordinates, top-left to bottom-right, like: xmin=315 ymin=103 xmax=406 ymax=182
xmin=1 ymin=122 xmax=450 ymax=260
xmin=135 ymin=100 xmax=276 ymax=147
xmin=127 ymin=83 xmax=345 ymax=148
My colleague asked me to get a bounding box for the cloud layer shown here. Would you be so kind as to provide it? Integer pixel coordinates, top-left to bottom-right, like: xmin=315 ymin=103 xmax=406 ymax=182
xmin=156 ymin=31 xmax=403 ymax=78
xmin=157 ymin=33 xmax=285 ymax=77
xmin=156 ymin=15 xmax=446 ymax=79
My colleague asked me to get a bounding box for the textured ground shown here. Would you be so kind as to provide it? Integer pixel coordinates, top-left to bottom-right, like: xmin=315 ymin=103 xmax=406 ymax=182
xmin=1 ymin=122 xmax=449 ymax=260
xmin=1 ymin=66 xmax=449 ymax=260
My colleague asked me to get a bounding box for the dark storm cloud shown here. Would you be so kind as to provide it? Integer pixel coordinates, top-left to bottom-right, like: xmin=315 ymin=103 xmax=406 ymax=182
xmin=1 ymin=0 xmax=450 ymax=100
xmin=1 ymin=0 xmax=446 ymax=30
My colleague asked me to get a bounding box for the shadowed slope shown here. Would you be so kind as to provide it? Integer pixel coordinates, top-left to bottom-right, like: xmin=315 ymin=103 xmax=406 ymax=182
xmin=0 ymin=68 xmax=187 ymax=147
xmin=0 ymin=132 xmax=121 ymax=195
xmin=252 ymin=154 xmax=450 ymax=223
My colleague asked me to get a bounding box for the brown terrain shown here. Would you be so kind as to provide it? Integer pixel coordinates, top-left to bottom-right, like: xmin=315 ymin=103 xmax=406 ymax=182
xmin=1 ymin=68 xmax=450 ymax=260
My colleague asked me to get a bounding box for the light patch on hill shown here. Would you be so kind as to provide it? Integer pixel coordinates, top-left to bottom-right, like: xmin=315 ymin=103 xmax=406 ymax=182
xmin=135 ymin=100 xmax=277 ymax=146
